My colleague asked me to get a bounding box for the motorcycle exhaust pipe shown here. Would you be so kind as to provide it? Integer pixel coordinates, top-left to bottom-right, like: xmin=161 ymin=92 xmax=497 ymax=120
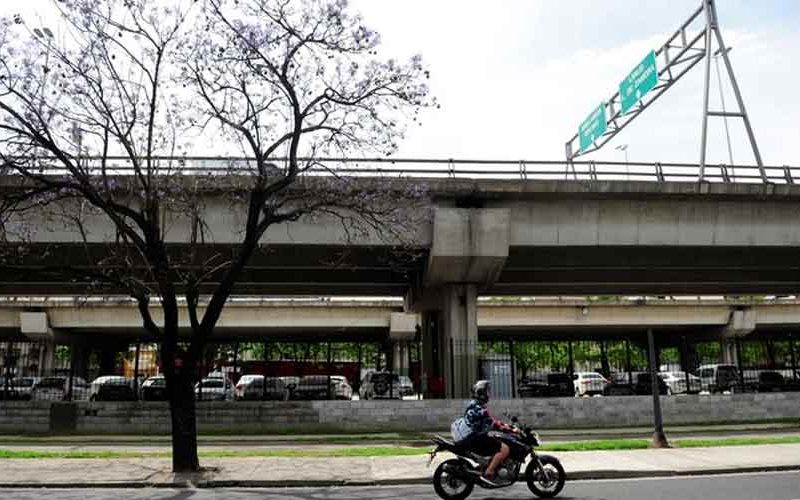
xmin=443 ymin=462 xmax=478 ymax=483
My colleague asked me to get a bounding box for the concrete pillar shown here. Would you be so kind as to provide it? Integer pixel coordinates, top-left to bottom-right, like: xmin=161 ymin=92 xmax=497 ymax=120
xmin=720 ymin=338 xmax=738 ymax=365
xmin=392 ymin=342 xmax=410 ymax=377
xmin=420 ymin=311 xmax=443 ymax=397
xmin=442 ymin=284 xmax=478 ymax=398
xmin=412 ymin=208 xmax=510 ymax=399
xmin=38 ymin=341 xmax=55 ymax=376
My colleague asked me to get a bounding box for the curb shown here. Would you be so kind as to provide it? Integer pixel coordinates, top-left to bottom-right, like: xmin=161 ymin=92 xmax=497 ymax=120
xmin=1 ymin=465 xmax=799 ymax=489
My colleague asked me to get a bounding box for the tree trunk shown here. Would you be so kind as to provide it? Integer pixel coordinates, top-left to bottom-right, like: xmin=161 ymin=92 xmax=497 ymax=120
xmin=169 ymin=372 xmax=200 ymax=472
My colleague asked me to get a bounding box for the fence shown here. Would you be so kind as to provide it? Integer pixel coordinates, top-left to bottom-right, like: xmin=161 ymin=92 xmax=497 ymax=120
xmin=475 ymin=334 xmax=800 ymax=399
xmin=1 ymin=334 xmax=798 ymax=404
xmin=0 ymin=338 xmax=424 ymax=403
xmin=8 ymin=156 xmax=800 ymax=184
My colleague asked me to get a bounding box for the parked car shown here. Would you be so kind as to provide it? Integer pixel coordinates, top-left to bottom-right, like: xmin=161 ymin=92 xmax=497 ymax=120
xmin=31 ymin=376 xmax=90 ymax=401
xmin=697 ymin=364 xmax=740 ymax=393
xmin=293 ymin=375 xmax=334 ymax=400
xmin=602 ymin=372 xmax=636 ymax=396
xmin=751 ymin=371 xmax=785 ymax=392
xmin=519 ymin=373 xmax=574 ymax=398
xmin=89 ymin=376 xmax=137 ymax=401
xmin=359 ymin=372 xmax=402 ymax=400
xmin=330 ymin=375 xmax=353 ymax=400
xmin=195 ymin=373 xmax=234 ymax=401
xmin=659 ymin=371 xmax=702 ymax=394
xmin=235 ymin=375 xmax=290 ymax=401
xmin=0 ymin=376 xmax=39 ymax=400
xmin=140 ymin=375 xmax=168 ymax=401
xmin=398 ymin=376 xmax=415 ymax=397
xmin=633 ymin=372 xmax=669 ymax=395
xmin=573 ymin=372 xmax=609 ymax=396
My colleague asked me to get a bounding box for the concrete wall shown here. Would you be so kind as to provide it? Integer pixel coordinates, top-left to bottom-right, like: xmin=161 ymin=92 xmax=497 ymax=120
xmin=2 ymin=393 xmax=799 ymax=434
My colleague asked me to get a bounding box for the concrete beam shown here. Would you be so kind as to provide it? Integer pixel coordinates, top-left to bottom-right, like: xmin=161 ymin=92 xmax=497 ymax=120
xmin=19 ymin=312 xmax=54 ymax=341
xmin=721 ymin=309 xmax=756 ymax=338
xmin=425 ymin=208 xmax=510 ymax=286
xmin=389 ymin=312 xmax=418 ymax=341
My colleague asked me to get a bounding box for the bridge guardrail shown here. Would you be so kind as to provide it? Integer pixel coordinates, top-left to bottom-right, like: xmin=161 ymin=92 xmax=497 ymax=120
xmin=2 ymin=157 xmax=798 ymax=184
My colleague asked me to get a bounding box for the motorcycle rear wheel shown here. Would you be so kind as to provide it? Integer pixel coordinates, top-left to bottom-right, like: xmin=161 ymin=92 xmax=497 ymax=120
xmin=525 ymin=454 xmax=565 ymax=498
xmin=433 ymin=459 xmax=474 ymax=500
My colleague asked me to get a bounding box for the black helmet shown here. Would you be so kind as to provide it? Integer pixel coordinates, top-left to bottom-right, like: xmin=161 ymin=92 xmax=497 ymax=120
xmin=472 ymin=380 xmax=490 ymax=403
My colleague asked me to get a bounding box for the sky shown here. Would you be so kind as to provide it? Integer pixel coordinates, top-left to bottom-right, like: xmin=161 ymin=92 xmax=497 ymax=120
xmin=3 ymin=0 xmax=799 ymax=166
xmin=348 ymin=0 xmax=800 ymax=165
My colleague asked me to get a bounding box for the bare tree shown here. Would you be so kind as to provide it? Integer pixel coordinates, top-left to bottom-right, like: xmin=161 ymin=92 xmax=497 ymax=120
xmin=0 ymin=0 xmax=432 ymax=472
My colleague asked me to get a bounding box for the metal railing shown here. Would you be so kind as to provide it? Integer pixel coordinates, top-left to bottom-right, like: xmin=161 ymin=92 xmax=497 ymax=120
xmin=4 ymin=156 xmax=800 ymax=184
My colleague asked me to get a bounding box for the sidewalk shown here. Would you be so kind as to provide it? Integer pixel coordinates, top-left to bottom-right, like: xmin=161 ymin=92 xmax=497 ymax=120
xmin=0 ymin=443 xmax=798 ymax=487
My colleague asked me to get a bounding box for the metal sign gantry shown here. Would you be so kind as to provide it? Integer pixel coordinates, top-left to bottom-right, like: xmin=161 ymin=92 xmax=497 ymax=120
xmin=565 ymin=0 xmax=765 ymax=182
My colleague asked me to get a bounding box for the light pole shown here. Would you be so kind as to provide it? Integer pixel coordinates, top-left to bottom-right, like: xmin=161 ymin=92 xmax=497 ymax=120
xmin=615 ymin=144 xmax=629 ymax=179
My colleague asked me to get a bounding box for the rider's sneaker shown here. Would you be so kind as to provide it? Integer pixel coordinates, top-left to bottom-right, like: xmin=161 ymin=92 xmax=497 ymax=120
xmin=479 ymin=473 xmax=500 ymax=486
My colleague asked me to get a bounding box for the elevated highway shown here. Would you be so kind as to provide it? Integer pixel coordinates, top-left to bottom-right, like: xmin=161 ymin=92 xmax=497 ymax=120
xmin=5 ymin=162 xmax=800 ymax=396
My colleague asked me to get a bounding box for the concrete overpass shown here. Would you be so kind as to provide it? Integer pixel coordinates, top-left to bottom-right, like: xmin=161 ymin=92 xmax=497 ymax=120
xmin=5 ymin=173 xmax=800 ymax=396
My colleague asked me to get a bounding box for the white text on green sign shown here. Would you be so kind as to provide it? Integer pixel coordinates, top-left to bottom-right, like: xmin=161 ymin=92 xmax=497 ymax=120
xmin=620 ymin=50 xmax=658 ymax=113
xmin=579 ymin=103 xmax=607 ymax=152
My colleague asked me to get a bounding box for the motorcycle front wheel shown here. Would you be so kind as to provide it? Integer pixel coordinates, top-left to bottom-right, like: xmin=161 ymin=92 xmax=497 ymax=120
xmin=525 ymin=454 xmax=565 ymax=498
xmin=433 ymin=459 xmax=474 ymax=500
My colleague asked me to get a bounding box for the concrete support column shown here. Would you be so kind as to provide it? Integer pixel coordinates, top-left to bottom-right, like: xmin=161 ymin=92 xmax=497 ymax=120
xmin=442 ymin=284 xmax=478 ymax=399
xmin=720 ymin=338 xmax=739 ymax=365
xmin=420 ymin=311 xmax=442 ymax=397
xmin=392 ymin=342 xmax=410 ymax=377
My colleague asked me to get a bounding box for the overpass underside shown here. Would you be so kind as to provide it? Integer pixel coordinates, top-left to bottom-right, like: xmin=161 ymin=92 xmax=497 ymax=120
xmin=3 ymin=243 xmax=800 ymax=296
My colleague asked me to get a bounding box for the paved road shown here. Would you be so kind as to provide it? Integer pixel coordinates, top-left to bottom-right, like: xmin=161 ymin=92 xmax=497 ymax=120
xmin=0 ymin=471 xmax=798 ymax=499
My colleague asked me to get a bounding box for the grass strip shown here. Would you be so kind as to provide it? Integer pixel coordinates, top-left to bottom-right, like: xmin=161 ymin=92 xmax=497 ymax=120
xmin=1 ymin=435 xmax=800 ymax=459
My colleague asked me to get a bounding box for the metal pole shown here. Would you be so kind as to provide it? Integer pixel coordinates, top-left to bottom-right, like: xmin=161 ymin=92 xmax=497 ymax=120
xmin=567 ymin=340 xmax=574 ymax=380
xmin=647 ymin=329 xmax=669 ymax=447
xmin=681 ymin=336 xmax=691 ymax=393
xmin=708 ymin=0 xmax=766 ymax=181
xmin=698 ymin=0 xmax=713 ymax=181
xmin=133 ymin=342 xmax=140 ymax=400
xmin=509 ymin=339 xmax=517 ymax=398
xmin=232 ymin=342 xmax=239 ymax=382
xmin=327 ymin=341 xmax=333 ymax=400
xmin=789 ymin=335 xmax=798 ymax=382
xmin=262 ymin=341 xmax=268 ymax=400
xmin=625 ymin=338 xmax=633 ymax=385
xmin=68 ymin=342 xmax=77 ymax=402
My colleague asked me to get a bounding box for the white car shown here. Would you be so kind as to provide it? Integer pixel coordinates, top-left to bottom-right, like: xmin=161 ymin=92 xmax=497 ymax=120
xmin=31 ymin=376 xmax=90 ymax=401
xmin=659 ymin=371 xmax=702 ymax=395
xmin=573 ymin=372 xmax=609 ymax=396
xmin=398 ymin=376 xmax=415 ymax=397
xmin=330 ymin=375 xmax=353 ymax=400
xmin=195 ymin=374 xmax=234 ymax=401
xmin=358 ymin=372 xmax=401 ymax=400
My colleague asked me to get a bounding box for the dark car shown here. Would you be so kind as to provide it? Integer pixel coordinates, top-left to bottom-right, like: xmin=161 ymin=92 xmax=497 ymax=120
xmin=633 ymin=372 xmax=669 ymax=395
xmin=519 ymin=373 xmax=573 ymax=398
xmin=518 ymin=374 xmax=550 ymax=398
xmin=603 ymin=372 xmax=636 ymax=396
xmin=292 ymin=375 xmax=333 ymax=400
xmin=140 ymin=375 xmax=168 ymax=401
xmin=754 ymin=371 xmax=785 ymax=392
xmin=90 ymin=376 xmax=137 ymax=401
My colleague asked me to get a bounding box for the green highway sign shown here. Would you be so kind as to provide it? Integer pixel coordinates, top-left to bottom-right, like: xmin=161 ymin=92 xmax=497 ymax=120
xmin=578 ymin=103 xmax=607 ymax=152
xmin=620 ymin=50 xmax=658 ymax=113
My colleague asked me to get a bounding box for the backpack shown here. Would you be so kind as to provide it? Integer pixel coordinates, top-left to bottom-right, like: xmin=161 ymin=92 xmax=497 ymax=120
xmin=450 ymin=416 xmax=471 ymax=443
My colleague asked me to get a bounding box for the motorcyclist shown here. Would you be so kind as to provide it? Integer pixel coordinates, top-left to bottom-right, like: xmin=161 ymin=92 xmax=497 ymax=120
xmin=460 ymin=380 xmax=518 ymax=485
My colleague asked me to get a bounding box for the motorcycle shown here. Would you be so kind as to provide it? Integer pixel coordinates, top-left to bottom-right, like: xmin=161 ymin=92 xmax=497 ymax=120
xmin=429 ymin=416 xmax=565 ymax=499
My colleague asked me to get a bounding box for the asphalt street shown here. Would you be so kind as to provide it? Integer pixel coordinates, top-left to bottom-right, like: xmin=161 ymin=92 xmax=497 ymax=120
xmin=0 ymin=472 xmax=798 ymax=500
